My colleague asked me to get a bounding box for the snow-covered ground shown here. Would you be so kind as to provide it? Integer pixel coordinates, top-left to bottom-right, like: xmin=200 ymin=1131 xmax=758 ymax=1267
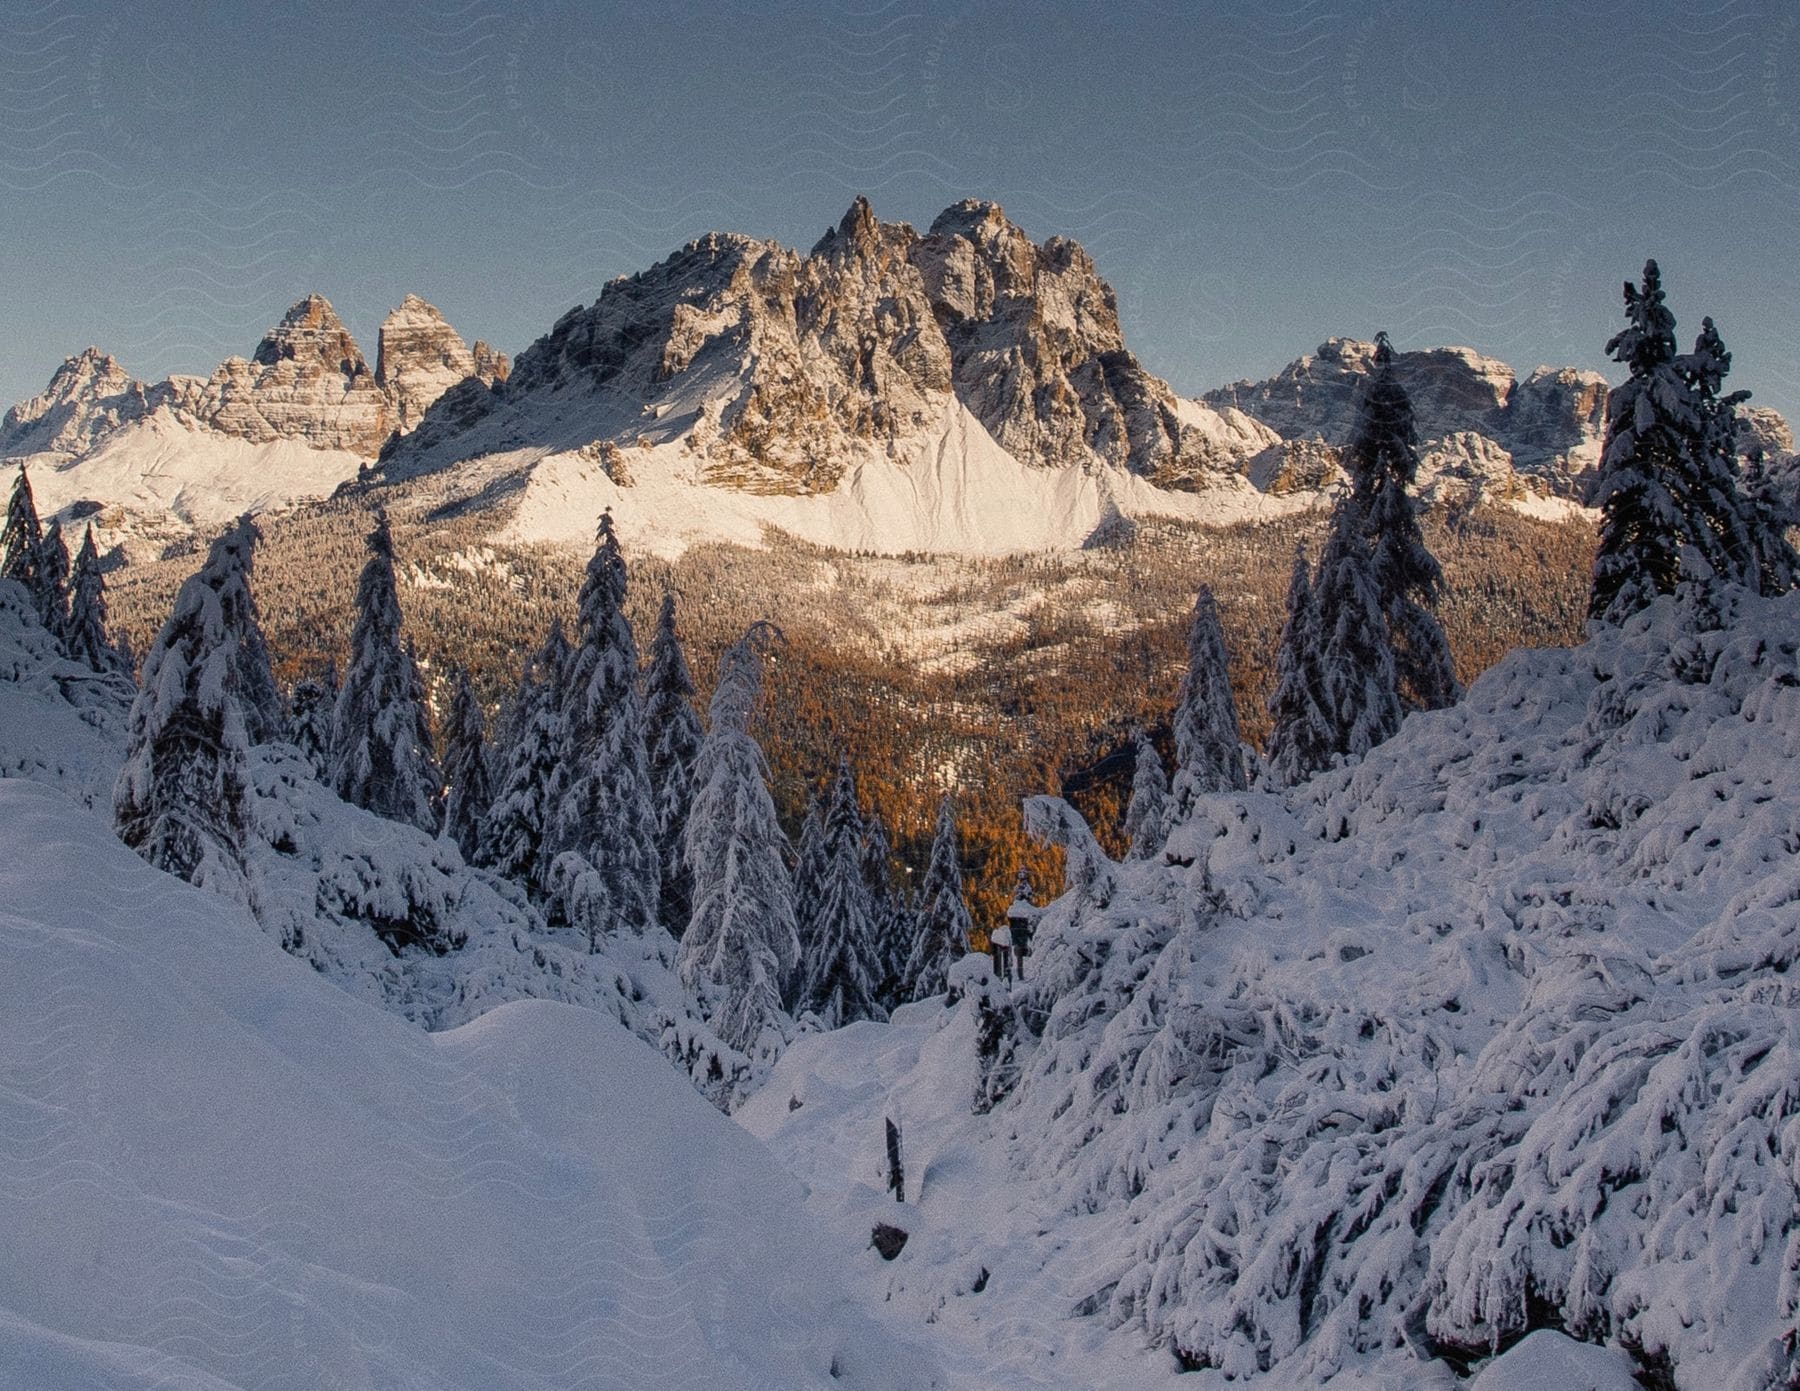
xmin=4 ymin=544 xmax=1795 ymax=1386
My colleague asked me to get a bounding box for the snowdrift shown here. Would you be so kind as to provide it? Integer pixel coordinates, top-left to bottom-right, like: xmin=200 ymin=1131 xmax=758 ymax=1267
xmin=0 ymin=779 xmax=936 ymax=1390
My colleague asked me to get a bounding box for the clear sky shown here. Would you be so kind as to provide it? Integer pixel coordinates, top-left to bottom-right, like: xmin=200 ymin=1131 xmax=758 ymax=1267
xmin=3 ymin=0 xmax=1796 ymax=422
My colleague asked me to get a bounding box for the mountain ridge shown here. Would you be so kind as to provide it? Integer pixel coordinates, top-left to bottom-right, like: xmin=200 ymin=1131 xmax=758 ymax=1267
xmin=6 ymin=200 xmax=1794 ymax=559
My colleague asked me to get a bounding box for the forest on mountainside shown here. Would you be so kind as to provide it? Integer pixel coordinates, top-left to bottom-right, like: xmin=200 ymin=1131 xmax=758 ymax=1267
xmin=103 ymin=502 xmax=1592 ymax=932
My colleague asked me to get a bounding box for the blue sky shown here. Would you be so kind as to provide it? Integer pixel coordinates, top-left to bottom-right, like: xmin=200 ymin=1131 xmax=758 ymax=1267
xmin=3 ymin=0 xmax=1796 ymax=421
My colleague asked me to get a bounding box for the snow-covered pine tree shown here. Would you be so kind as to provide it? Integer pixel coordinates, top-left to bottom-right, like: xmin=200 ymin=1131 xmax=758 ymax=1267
xmin=1122 ymin=729 xmax=1170 ymax=860
xmin=113 ymin=520 xmax=258 ymax=893
xmin=676 ymin=622 xmax=798 ymax=1055
xmin=286 ymin=665 xmax=336 ymax=780
xmin=901 ymin=795 xmax=974 ymax=1000
xmin=1265 ymin=548 xmax=1335 ymax=785
xmin=329 ymin=512 xmax=440 ymax=830
xmin=1165 ymin=586 xmax=1247 ymax=828
xmin=644 ymin=590 xmax=704 ymax=936
xmin=2 ymin=465 xmax=65 ymax=639
xmin=552 ymin=511 xmax=660 ymax=936
xmin=65 ymin=525 xmax=127 ymax=674
xmin=481 ymin=621 xmax=570 ymax=889
xmin=197 ymin=513 xmax=283 ymax=748
xmin=788 ymin=791 xmax=828 ymax=1001
xmin=440 ymin=667 xmax=493 ymax=862
xmin=861 ymin=803 xmax=914 ymax=1007
xmin=799 ymin=756 xmax=887 ymax=1027
xmin=1313 ymin=493 xmax=1401 ymax=761
xmin=1739 ymin=446 xmax=1799 ymax=598
xmin=38 ymin=521 xmax=71 ymax=644
xmin=1680 ymin=315 xmax=1794 ymax=596
xmin=1589 ymin=261 xmax=1700 ymax=624
xmin=1347 ymin=333 xmax=1459 ymax=712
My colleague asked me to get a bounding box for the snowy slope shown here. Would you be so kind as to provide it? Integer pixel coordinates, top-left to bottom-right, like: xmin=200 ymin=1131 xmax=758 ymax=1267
xmin=752 ymin=587 xmax=1800 ymax=1388
xmin=21 ymin=412 xmax=364 ymax=540
xmin=0 ymin=777 xmax=938 ymax=1390
xmin=0 ymin=577 xmax=750 ymax=1098
xmin=471 ymin=397 xmax=1319 ymax=561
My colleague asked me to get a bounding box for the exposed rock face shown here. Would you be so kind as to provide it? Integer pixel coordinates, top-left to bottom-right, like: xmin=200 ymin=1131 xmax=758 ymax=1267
xmin=160 ymin=296 xmax=388 ymax=454
xmin=377 ymin=295 xmax=509 ymax=435
xmin=380 ymin=197 xmax=1243 ymax=492
xmin=3 ymin=295 xmax=498 ymax=466
xmin=1 ymin=349 xmax=152 ymax=459
xmin=1204 ymin=338 xmax=1612 ymax=497
xmin=1740 ymin=405 xmax=1795 ymax=463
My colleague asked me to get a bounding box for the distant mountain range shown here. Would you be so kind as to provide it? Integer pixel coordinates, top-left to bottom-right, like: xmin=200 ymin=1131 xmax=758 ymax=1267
xmin=5 ymin=197 xmax=1792 ymax=558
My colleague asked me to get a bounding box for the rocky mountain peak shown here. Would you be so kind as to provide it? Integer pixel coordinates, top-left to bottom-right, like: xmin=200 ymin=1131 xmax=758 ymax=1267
xmin=1 ymin=347 xmax=151 ymax=460
xmin=812 ymin=194 xmax=882 ymax=256
xmin=375 ymin=295 xmax=505 ymax=434
xmin=251 ymin=294 xmax=368 ymax=378
xmin=1202 ymin=336 xmax=1615 ymax=493
xmin=376 ymin=197 xmax=1250 ymax=493
xmin=6 ymin=293 xmax=503 ymax=474
xmin=927 ymin=198 xmax=1010 ymax=244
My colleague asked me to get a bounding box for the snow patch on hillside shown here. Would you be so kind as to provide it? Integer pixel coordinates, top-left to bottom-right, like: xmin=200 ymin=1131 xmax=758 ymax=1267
xmin=501 ymin=399 xmax=1321 ymax=560
xmin=22 ymin=412 xmax=364 ymax=540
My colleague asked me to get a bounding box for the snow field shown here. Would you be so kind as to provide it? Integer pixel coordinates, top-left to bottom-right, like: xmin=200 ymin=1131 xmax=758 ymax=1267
xmin=0 ymin=779 xmax=937 ymax=1390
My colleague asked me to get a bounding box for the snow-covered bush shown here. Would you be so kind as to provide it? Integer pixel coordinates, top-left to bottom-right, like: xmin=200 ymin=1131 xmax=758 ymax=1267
xmin=1001 ymin=587 xmax=1800 ymax=1386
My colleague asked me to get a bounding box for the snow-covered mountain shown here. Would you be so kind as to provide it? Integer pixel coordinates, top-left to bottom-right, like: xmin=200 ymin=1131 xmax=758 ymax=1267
xmin=378 ymin=197 xmax=1255 ymax=494
xmin=8 ymin=199 xmax=1791 ymax=564
xmin=0 ymin=295 xmax=505 ymax=543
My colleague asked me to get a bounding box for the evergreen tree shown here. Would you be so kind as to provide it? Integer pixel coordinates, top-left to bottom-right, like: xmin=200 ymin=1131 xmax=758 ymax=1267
xmin=1165 ymin=586 xmax=1247 ymax=827
xmin=901 ymin=795 xmax=974 ymax=1000
xmin=330 ymin=512 xmax=440 ymax=830
xmin=440 ymin=667 xmax=493 ymax=862
xmin=676 ymin=622 xmax=798 ymax=1054
xmin=2 ymin=465 xmax=64 ymax=639
xmin=860 ymin=804 xmax=912 ymax=1007
xmin=113 ymin=521 xmax=257 ymax=893
xmin=1265 ymin=548 xmax=1335 ymax=785
xmin=788 ymin=792 xmax=829 ymax=999
xmin=644 ymin=591 xmax=704 ymax=936
xmin=39 ymin=521 xmax=71 ymax=644
xmin=1740 ymin=446 xmax=1799 ymax=598
xmin=287 ymin=665 xmax=336 ymax=780
xmin=1348 ymin=333 xmax=1459 ymax=711
xmin=1681 ymin=316 xmax=1796 ymax=596
xmin=1589 ymin=261 xmax=1701 ymax=623
xmin=65 ymin=525 xmax=127 ymax=674
xmin=1122 ymin=729 xmax=1169 ymax=860
xmin=481 ymin=621 xmax=570 ymax=889
xmin=1314 ymin=494 xmax=1401 ymax=761
xmin=552 ymin=511 xmax=660 ymax=935
xmin=798 ymin=757 xmax=886 ymax=1027
xmin=201 ymin=514 xmax=283 ymax=747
